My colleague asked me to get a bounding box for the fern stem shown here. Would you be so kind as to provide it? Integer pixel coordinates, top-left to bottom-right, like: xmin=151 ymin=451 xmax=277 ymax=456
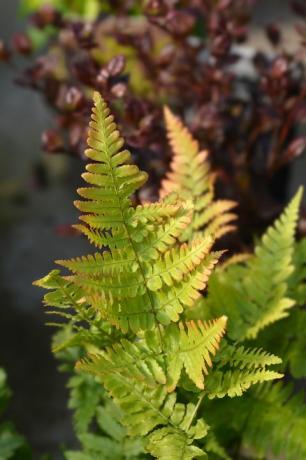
xmin=186 ymin=392 xmax=206 ymax=432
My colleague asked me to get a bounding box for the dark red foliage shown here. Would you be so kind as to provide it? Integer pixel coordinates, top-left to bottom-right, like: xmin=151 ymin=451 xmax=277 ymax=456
xmin=12 ymin=32 xmax=32 ymax=55
xmin=3 ymin=0 xmax=306 ymax=245
xmin=0 ymin=40 xmax=11 ymax=61
xmin=266 ymin=23 xmax=282 ymax=46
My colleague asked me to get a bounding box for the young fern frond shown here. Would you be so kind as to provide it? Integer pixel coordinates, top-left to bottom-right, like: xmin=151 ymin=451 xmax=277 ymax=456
xmin=160 ymin=107 xmax=237 ymax=242
xmin=48 ymin=92 xmax=222 ymax=335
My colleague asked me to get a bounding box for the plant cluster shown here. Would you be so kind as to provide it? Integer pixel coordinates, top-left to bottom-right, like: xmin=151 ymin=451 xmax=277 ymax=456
xmin=0 ymin=368 xmax=33 ymax=460
xmin=35 ymin=94 xmax=306 ymax=460
xmin=2 ymin=0 xmax=306 ymax=244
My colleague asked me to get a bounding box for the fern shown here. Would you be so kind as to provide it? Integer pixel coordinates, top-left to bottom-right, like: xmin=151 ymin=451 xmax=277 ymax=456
xmin=195 ymin=188 xmax=303 ymax=341
xmin=242 ymin=383 xmax=306 ymax=459
xmin=289 ymin=236 xmax=306 ymax=306
xmin=202 ymin=381 xmax=306 ymax=460
xmin=65 ymin=398 xmax=146 ymax=460
xmin=160 ymin=107 xmax=237 ymax=242
xmin=79 ymin=348 xmax=209 ymax=459
xmin=184 ymin=190 xmax=306 ymax=459
xmin=0 ymin=368 xmax=32 ymax=460
xmin=35 ymin=93 xmax=283 ymax=460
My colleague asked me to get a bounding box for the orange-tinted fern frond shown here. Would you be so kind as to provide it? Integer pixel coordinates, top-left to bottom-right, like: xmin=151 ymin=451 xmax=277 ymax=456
xmin=160 ymin=107 xmax=237 ymax=242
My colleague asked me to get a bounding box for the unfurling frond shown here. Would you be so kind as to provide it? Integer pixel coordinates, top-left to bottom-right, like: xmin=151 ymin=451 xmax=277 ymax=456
xmin=160 ymin=107 xmax=237 ymax=242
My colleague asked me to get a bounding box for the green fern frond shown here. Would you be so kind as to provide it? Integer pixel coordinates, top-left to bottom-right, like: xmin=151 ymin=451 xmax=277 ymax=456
xmin=203 ymin=432 xmax=231 ymax=460
xmin=199 ymin=188 xmax=303 ymax=340
xmin=65 ymin=398 xmax=146 ymax=460
xmin=205 ymin=343 xmax=282 ymax=399
xmin=160 ymin=107 xmax=237 ymax=242
xmin=218 ymin=343 xmax=282 ymax=370
xmin=79 ymin=317 xmax=226 ymax=392
xmin=289 ymin=237 xmax=306 ymax=306
xmin=78 ymin=353 xmax=208 ymax=459
xmin=206 ymin=368 xmax=282 ymax=399
xmin=243 ymin=383 xmax=306 ymax=460
xmin=243 ymin=187 xmax=303 ymax=338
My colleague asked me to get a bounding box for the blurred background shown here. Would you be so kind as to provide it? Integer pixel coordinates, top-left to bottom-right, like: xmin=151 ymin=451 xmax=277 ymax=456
xmin=0 ymin=0 xmax=305 ymax=459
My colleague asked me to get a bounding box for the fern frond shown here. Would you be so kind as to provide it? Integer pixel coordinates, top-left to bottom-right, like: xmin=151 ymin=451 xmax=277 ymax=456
xmin=80 ymin=317 xmax=226 ymax=392
xmin=243 ymin=383 xmax=306 ymax=460
xmin=37 ymin=93 xmax=222 ymax=335
xmin=205 ymin=343 xmax=282 ymax=399
xmin=204 ymin=432 xmax=231 ymax=460
xmin=289 ymin=237 xmax=306 ymax=306
xmin=165 ymin=316 xmax=227 ymax=391
xmin=206 ymin=368 xmax=282 ymax=399
xmin=201 ymin=188 xmax=303 ymax=340
xmin=160 ymin=107 xmax=237 ymax=242
xmin=243 ymin=188 xmax=303 ymax=338
xmin=35 ymin=93 xmax=287 ymax=460
xmin=78 ymin=351 xmax=208 ymax=459
xmin=218 ymin=343 xmax=282 ymax=370
xmin=146 ymin=237 xmax=213 ymax=291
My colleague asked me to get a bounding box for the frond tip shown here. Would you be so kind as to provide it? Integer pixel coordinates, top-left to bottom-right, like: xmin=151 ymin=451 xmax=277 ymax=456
xmin=161 ymin=106 xmax=237 ymax=242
